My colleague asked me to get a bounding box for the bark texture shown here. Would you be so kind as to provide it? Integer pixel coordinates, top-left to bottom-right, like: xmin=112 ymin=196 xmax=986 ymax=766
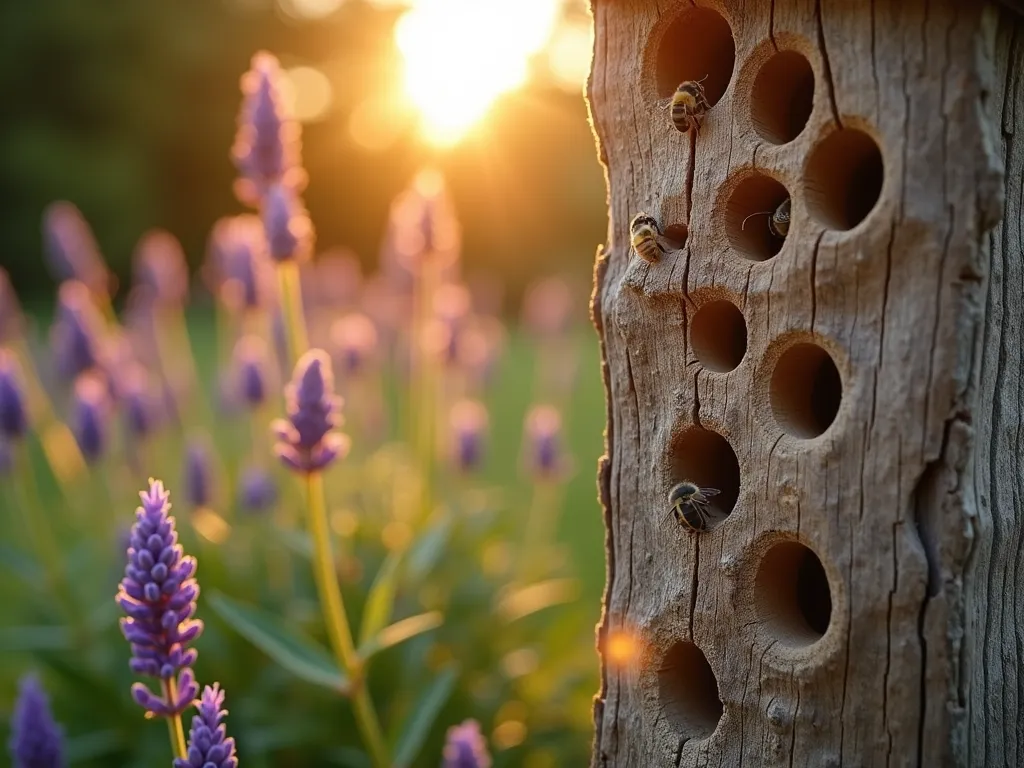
xmin=589 ymin=1 xmax=1021 ymax=766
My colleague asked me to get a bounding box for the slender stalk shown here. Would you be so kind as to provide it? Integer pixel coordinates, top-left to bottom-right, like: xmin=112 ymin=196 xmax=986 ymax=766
xmin=304 ymin=472 xmax=389 ymax=768
xmin=162 ymin=678 xmax=188 ymax=760
xmin=278 ymin=261 xmax=309 ymax=367
xmin=521 ymin=480 xmax=566 ymax=582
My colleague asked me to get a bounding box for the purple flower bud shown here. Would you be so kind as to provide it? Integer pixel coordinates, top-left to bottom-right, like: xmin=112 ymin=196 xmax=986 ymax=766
xmin=449 ymin=400 xmax=488 ymax=474
xmin=239 ymin=466 xmax=278 ymax=514
xmin=383 ymin=169 xmax=461 ymax=274
xmin=329 ymin=313 xmax=378 ymax=378
xmin=41 ymin=201 xmax=110 ymax=297
xmin=262 ymin=183 xmax=313 ymax=262
xmin=51 ymin=281 xmax=104 ymax=381
xmin=0 ymin=351 xmax=28 ymax=439
xmin=232 ymin=336 xmax=268 ymax=408
xmin=133 ymin=229 xmax=190 ymax=306
xmin=8 ymin=674 xmax=66 ymax=768
xmin=272 ymin=349 xmax=349 ymax=474
xmin=173 ymin=684 xmax=238 ymax=768
xmin=0 ymin=268 xmax=24 ymax=343
xmin=116 ymin=480 xmax=203 ymax=718
xmin=525 ymin=405 xmax=566 ymax=481
xmin=72 ymin=373 xmax=110 ymax=464
xmin=119 ymin=363 xmax=159 ymax=440
xmin=184 ymin=440 xmax=214 ymax=509
xmin=443 ymin=720 xmax=491 ymax=768
xmin=208 ymin=216 xmax=273 ymax=312
xmin=232 ymin=51 xmax=304 ymax=203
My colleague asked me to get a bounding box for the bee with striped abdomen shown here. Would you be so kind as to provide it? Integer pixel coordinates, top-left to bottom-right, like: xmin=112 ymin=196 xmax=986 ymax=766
xmin=669 ymin=79 xmax=710 ymax=134
xmin=669 ymin=480 xmax=721 ymax=532
xmin=742 ymin=197 xmax=792 ymax=240
xmin=629 ymin=212 xmax=664 ymax=264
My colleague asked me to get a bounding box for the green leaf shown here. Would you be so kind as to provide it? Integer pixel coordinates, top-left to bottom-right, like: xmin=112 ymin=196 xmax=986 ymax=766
xmin=406 ymin=516 xmax=451 ymax=581
xmin=392 ymin=664 xmax=460 ymax=768
xmin=278 ymin=528 xmax=314 ymax=560
xmin=209 ymin=592 xmax=348 ymax=692
xmin=358 ymin=611 xmax=443 ymax=661
xmin=358 ymin=549 xmax=404 ymax=647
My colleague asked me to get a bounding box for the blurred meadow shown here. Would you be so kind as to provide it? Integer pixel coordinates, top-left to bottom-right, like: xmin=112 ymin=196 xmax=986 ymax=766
xmin=0 ymin=2 xmax=609 ymax=767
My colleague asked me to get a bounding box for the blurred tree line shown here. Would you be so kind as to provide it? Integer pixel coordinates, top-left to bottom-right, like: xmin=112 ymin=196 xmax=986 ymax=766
xmin=0 ymin=0 xmax=606 ymax=307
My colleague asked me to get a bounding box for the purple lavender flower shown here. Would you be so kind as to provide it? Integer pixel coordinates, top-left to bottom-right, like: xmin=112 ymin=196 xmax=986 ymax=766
xmin=232 ymin=51 xmax=304 ymax=203
xmin=8 ymin=674 xmax=66 ymax=768
xmin=443 ymin=720 xmax=491 ymax=768
xmin=240 ymin=466 xmax=278 ymax=513
xmin=232 ymin=336 xmax=268 ymax=408
xmin=273 ymin=349 xmax=349 ymax=474
xmin=384 ymin=169 xmax=461 ymax=274
xmin=0 ymin=351 xmax=28 ymax=439
xmin=329 ymin=313 xmax=378 ymax=378
xmin=119 ymin=363 xmax=159 ymax=440
xmin=51 ymin=281 xmax=104 ymax=380
xmin=72 ymin=373 xmax=110 ymax=464
xmin=449 ymin=399 xmax=488 ymax=474
xmin=184 ymin=440 xmax=214 ymax=510
xmin=116 ymin=479 xmax=202 ymax=718
xmin=0 ymin=267 xmax=24 ymax=343
xmin=133 ymin=229 xmax=190 ymax=306
xmin=41 ymin=201 xmax=110 ymax=297
xmin=262 ymin=183 xmax=313 ymax=262
xmin=173 ymin=684 xmax=237 ymax=768
xmin=525 ymin=405 xmax=566 ymax=480
xmin=208 ymin=215 xmax=273 ymax=312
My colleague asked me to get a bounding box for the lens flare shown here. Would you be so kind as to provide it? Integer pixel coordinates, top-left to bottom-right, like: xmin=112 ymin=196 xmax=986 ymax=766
xmin=395 ymin=0 xmax=560 ymax=146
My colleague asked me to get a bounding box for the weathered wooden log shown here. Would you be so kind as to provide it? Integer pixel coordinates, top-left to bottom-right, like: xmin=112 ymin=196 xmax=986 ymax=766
xmin=588 ymin=1 xmax=1022 ymax=765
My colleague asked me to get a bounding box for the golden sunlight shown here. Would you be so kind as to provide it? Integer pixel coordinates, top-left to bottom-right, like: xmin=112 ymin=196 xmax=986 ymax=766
xmin=395 ymin=0 xmax=561 ymax=146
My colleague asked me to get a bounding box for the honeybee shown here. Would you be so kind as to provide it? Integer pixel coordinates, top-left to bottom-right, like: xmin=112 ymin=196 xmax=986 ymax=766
xmin=629 ymin=212 xmax=664 ymax=264
xmin=669 ymin=480 xmax=721 ymax=532
xmin=742 ymin=197 xmax=792 ymax=239
xmin=669 ymin=79 xmax=710 ymax=134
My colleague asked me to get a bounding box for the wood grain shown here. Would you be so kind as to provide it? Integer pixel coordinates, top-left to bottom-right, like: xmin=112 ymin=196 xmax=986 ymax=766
xmin=588 ymin=1 xmax=1020 ymax=765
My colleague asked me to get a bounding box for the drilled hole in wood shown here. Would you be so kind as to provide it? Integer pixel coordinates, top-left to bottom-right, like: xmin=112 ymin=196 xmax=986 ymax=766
xmin=754 ymin=541 xmax=832 ymax=647
xmin=750 ymin=50 xmax=815 ymax=144
xmin=769 ymin=342 xmax=842 ymax=438
xmin=725 ymin=174 xmax=791 ymax=261
xmin=655 ymin=7 xmax=735 ymax=105
xmin=657 ymin=641 xmax=723 ymax=741
xmin=670 ymin=427 xmax=740 ymax=525
xmin=805 ymin=128 xmax=884 ymax=230
xmin=663 ymin=223 xmax=689 ymax=250
xmin=690 ymin=300 xmax=746 ymax=373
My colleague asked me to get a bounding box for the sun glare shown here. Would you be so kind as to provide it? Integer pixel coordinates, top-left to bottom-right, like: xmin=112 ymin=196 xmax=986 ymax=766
xmin=395 ymin=0 xmax=561 ymax=147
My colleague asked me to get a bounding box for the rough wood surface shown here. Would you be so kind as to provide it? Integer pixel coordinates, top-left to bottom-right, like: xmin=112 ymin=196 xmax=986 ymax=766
xmin=588 ymin=1 xmax=1021 ymax=766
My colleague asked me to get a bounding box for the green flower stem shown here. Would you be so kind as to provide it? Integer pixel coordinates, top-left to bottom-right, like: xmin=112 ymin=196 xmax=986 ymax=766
xmin=278 ymin=261 xmax=309 ymax=367
xmin=305 ymin=472 xmax=389 ymax=768
xmin=162 ymin=678 xmax=188 ymax=760
xmin=521 ymin=480 xmax=566 ymax=582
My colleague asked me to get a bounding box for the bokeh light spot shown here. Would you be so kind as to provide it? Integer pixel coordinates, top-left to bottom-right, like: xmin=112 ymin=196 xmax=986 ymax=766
xmin=283 ymin=66 xmax=334 ymax=123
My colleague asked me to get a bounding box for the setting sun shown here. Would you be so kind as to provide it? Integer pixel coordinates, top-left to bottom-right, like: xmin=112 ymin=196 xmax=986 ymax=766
xmin=395 ymin=0 xmax=561 ymax=146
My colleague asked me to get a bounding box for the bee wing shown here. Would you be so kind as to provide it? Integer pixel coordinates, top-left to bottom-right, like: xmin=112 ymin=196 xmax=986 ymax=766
xmin=701 ymin=487 xmax=721 ymax=497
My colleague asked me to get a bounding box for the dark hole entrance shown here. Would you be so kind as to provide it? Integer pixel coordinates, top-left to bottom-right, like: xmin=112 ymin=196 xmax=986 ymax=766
xmin=655 ymin=7 xmax=736 ymax=106
xmin=657 ymin=641 xmax=723 ymax=741
xmin=670 ymin=427 xmax=740 ymax=528
xmin=754 ymin=541 xmax=832 ymax=647
xmin=805 ymin=128 xmax=884 ymax=230
xmin=750 ymin=50 xmax=815 ymax=144
xmin=769 ymin=342 xmax=842 ymax=438
xmin=690 ymin=300 xmax=747 ymax=373
xmin=725 ymin=174 xmax=791 ymax=261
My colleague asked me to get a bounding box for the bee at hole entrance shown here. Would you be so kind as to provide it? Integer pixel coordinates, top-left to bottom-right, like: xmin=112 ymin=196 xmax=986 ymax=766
xmin=629 ymin=212 xmax=665 ymax=264
xmin=741 ymin=197 xmax=791 ymax=240
xmin=668 ymin=480 xmax=722 ymax=532
xmin=668 ymin=77 xmax=710 ymax=135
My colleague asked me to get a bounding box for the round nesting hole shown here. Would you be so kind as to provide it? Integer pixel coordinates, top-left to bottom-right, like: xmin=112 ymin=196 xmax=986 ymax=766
xmin=725 ymin=174 xmax=791 ymax=261
xmin=663 ymin=223 xmax=689 ymax=250
xmin=671 ymin=427 xmax=740 ymax=525
xmin=805 ymin=128 xmax=884 ymax=230
xmin=657 ymin=641 xmax=723 ymax=741
xmin=754 ymin=540 xmax=832 ymax=647
xmin=769 ymin=342 xmax=842 ymax=438
xmin=750 ymin=50 xmax=815 ymax=144
xmin=690 ymin=300 xmax=747 ymax=373
xmin=655 ymin=7 xmax=736 ymax=106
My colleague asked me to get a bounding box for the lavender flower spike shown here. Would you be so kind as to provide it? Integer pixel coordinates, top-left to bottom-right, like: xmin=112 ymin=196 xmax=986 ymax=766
xmin=41 ymin=201 xmax=109 ymax=297
xmin=443 ymin=720 xmax=491 ymax=768
xmin=184 ymin=440 xmax=214 ymax=510
xmin=0 ymin=350 xmax=28 ymax=439
xmin=273 ymin=349 xmax=350 ymax=474
xmin=262 ymin=182 xmax=313 ymax=262
xmin=116 ymin=479 xmax=202 ymax=718
xmin=51 ymin=281 xmax=104 ymax=381
xmin=8 ymin=674 xmax=66 ymax=768
xmin=72 ymin=373 xmax=110 ymax=464
xmin=173 ymin=684 xmax=238 ymax=768
xmin=232 ymin=335 xmax=268 ymax=408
